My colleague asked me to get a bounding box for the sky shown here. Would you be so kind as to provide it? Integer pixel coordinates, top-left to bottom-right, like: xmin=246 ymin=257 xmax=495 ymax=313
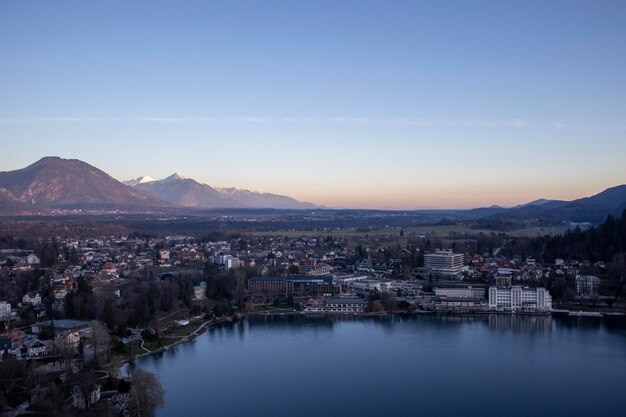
xmin=1 ymin=0 xmax=626 ymax=209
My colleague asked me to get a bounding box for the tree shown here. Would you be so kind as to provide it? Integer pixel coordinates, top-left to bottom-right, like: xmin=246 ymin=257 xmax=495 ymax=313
xmin=90 ymin=320 xmax=112 ymax=367
xmin=562 ymin=287 xmax=577 ymax=303
xmin=74 ymin=369 xmax=99 ymax=411
xmin=39 ymin=320 xmax=55 ymax=340
xmin=127 ymin=367 xmax=165 ymax=417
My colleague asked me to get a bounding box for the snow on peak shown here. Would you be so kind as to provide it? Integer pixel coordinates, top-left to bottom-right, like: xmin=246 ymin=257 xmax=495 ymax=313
xmin=163 ymin=173 xmax=186 ymax=181
xmin=123 ymin=176 xmax=155 ymax=186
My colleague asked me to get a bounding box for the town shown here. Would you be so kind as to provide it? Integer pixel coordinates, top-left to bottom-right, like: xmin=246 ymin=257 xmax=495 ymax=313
xmin=2 ymin=217 xmax=625 ymax=414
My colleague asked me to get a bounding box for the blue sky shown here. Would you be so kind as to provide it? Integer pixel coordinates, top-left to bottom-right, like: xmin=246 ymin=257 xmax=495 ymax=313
xmin=1 ymin=0 xmax=625 ymax=209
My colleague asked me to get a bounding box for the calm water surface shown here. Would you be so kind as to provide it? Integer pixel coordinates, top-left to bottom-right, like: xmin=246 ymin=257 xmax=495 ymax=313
xmin=135 ymin=314 xmax=626 ymax=417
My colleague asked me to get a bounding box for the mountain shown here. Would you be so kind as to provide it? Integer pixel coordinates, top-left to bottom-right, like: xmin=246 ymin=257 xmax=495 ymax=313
xmin=133 ymin=174 xmax=235 ymax=208
xmin=0 ymin=157 xmax=174 ymax=211
xmin=0 ymin=187 xmax=36 ymax=214
xmin=488 ymin=185 xmax=626 ymax=223
xmin=122 ymin=176 xmax=156 ymax=187
xmin=216 ymin=187 xmax=319 ymax=209
xmin=129 ymin=174 xmax=319 ymax=209
xmin=513 ymin=198 xmax=563 ymax=209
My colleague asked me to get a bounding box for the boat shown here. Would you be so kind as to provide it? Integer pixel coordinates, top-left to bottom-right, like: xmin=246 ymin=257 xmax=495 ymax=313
xmin=568 ymin=311 xmax=602 ymax=317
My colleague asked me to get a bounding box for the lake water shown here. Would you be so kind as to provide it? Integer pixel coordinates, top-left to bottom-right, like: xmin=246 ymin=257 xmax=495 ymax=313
xmin=134 ymin=314 xmax=626 ymax=417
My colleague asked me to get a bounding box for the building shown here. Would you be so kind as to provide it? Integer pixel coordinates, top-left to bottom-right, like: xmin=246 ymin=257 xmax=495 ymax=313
xmin=31 ymin=319 xmax=92 ymax=338
xmin=434 ymin=287 xmax=485 ymax=299
xmin=575 ymin=275 xmax=600 ymax=298
xmin=488 ymin=286 xmax=552 ymax=312
xmin=22 ymin=338 xmax=56 ymax=358
xmin=303 ymin=262 xmax=333 ymax=276
xmin=0 ymin=301 xmax=10 ymax=320
xmin=248 ymin=276 xmax=290 ymax=296
xmin=301 ymin=298 xmax=326 ymax=312
xmin=424 ymin=250 xmax=464 ymax=278
xmin=325 ymin=298 xmax=365 ymax=313
xmin=26 ymin=253 xmax=40 ymax=265
xmin=387 ymin=280 xmax=420 ymax=295
xmin=435 ymin=297 xmax=485 ymax=312
xmin=289 ymin=276 xmax=337 ymax=296
xmin=22 ymin=292 xmax=42 ymax=306
xmin=248 ymin=276 xmax=338 ymax=297
xmin=495 ymin=274 xmax=512 ymax=289
xmin=193 ymin=282 xmax=207 ymax=300
xmin=226 ymin=257 xmax=244 ymax=269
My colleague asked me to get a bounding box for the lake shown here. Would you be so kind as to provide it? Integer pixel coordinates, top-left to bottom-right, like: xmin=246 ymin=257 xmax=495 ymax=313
xmin=134 ymin=314 xmax=626 ymax=417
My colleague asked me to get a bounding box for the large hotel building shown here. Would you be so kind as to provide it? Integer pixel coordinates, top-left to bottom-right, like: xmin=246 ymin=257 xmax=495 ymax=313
xmin=488 ymin=286 xmax=552 ymax=312
xmin=424 ymin=250 xmax=465 ymax=278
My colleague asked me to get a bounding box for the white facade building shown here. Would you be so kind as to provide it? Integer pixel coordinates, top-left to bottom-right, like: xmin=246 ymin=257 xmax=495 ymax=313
xmin=488 ymin=286 xmax=552 ymax=312
xmin=424 ymin=250 xmax=464 ymax=278
xmin=0 ymin=301 xmax=10 ymax=319
xmin=226 ymin=257 xmax=243 ymax=269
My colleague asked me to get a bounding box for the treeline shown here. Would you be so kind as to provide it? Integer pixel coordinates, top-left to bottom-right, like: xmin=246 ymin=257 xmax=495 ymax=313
xmin=526 ymin=210 xmax=626 ymax=263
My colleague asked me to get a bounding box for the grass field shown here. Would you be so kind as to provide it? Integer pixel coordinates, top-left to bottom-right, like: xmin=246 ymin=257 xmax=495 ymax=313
xmin=164 ymin=321 xmax=204 ymax=338
xmin=247 ymin=224 xmax=566 ymax=241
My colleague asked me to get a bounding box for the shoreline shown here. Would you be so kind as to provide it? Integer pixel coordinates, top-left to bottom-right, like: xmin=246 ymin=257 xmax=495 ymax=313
xmin=123 ymin=308 xmax=625 ymax=364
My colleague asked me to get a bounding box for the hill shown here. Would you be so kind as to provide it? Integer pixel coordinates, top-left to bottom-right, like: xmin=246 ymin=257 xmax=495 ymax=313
xmin=0 ymin=157 xmax=174 ymax=211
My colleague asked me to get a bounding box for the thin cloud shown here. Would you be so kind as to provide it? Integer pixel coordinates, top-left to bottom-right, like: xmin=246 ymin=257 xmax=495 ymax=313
xmin=0 ymin=116 xmax=624 ymax=130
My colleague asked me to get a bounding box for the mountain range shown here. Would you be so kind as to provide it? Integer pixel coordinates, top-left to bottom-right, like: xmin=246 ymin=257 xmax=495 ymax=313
xmin=123 ymin=173 xmax=319 ymax=209
xmin=0 ymin=157 xmax=317 ymax=213
xmin=0 ymin=157 xmax=625 ymax=223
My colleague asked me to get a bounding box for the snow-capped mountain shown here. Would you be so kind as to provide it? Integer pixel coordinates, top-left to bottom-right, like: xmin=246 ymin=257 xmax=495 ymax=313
xmin=128 ymin=174 xmax=319 ymax=209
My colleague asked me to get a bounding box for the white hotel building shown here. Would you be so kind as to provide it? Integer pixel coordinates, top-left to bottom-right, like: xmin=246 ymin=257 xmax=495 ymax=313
xmin=488 ymin=286 xmax=552 ymax=312
xmin=424 ymin=250 xmax=465 ymax=279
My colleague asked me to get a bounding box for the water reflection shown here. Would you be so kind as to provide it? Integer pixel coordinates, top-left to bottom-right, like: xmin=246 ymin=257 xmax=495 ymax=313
xmin=202 ymin=313 xmax=625 ymax=341
xmin=137 ymin=313 xmax=626 ymax=417
xmin=488 ymin=314 xmax=552 ymax=333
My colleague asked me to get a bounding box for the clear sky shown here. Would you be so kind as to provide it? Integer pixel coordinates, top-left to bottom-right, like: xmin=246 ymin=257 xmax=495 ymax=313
xmin=1 ymin=0 xmax=625 ymax=209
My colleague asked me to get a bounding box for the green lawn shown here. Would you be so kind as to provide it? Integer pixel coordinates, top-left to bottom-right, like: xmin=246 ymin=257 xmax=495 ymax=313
xmin=164 ymin=321 xmax=204 ymax=338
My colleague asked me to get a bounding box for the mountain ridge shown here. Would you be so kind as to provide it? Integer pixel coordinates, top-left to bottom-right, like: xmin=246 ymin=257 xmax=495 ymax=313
xmin=128 ymin=173 xmax=319 ymax=209
xmin=0 ymin=157 xmax=174 ymax=212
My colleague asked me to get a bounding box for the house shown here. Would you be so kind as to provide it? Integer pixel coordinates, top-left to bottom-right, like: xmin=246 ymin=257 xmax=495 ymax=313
xmin=302 ymin=298 xmax=326 ymax=312
xmin=26 ymin=253 xmax=40 ymax=265
xmin=193 ymin=282 xmax=207 ymax=300
xmin=390 ymin=249 xmax=412 ymax=264
xmin=22 ymin=338 xmax=56 ymax=358
xmin=159 ymin=249 xmax=170 ymax=261
xmin=23 ymin=292 xmax=42 ymax=306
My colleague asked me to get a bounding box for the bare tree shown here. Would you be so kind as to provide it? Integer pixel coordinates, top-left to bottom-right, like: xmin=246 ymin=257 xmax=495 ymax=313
xmin=127 ymin=367 xmax=165 ymax=417
xmin=90 ymin=320 xmax=112 ymax=367
xmin=55 ymin=333 xmax=76 ymax=395
xmin=74 ymin=369 xmax=99 ymax=411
